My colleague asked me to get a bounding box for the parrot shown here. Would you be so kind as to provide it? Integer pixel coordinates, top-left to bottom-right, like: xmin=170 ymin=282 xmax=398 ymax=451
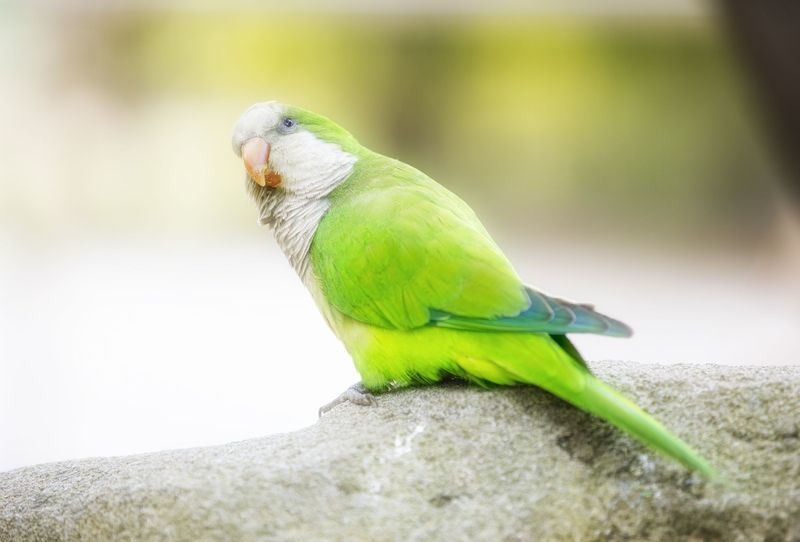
xmin=231 ymin=101 xmax=715 ymax=477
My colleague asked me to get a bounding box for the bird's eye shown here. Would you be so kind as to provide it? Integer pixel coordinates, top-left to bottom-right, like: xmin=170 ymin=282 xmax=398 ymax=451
xmin=281 ymin=117 xmax=296 ymax=129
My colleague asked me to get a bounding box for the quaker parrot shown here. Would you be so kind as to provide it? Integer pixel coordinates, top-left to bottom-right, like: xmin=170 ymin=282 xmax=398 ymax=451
xmin=231 ymin=101 xmax=714 ymax=476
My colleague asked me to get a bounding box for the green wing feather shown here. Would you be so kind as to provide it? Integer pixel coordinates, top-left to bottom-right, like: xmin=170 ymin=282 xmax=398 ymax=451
xmin=312 ymin=158 xmax=529 ymax=330
xmin=312 ymin=157 xmax=630 ymax=337
xmin=431 ymin=287 xmax=632 ymax=337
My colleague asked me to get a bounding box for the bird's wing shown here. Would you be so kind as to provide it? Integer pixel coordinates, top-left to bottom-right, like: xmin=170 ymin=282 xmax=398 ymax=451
xmin=431 ymin=286 xmax=632 ymax=337
xmin=311 ymin=165 xmax=630 ymax=337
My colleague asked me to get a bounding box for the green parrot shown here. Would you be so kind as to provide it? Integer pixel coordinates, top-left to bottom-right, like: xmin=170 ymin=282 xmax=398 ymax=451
xmin=231 ymin=101 xmax=714 ymax=477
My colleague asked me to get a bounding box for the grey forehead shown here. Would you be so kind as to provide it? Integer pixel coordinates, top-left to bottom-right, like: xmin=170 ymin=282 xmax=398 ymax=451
xmin=231 ymin=101 xmax=284 ymax=155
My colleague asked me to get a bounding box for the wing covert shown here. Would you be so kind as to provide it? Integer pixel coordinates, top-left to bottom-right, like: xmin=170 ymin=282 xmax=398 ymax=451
xmin=310 ymin=161 xmax=632 ymax=338
xmin=310 ymin=165 xmax=529 ymax=330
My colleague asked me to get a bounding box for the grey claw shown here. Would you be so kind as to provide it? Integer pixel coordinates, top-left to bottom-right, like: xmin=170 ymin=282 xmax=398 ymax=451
xmin=319 ymin=382 xmax=376 ymax=417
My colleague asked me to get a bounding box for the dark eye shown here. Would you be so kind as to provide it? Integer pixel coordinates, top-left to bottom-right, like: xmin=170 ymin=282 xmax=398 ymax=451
xmin=282 ymin=117 xmax=295 ymax=129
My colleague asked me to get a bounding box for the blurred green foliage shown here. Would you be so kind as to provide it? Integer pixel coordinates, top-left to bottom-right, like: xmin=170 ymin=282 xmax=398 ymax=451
xmin=52 ymin=13 xmax=775 ymax=243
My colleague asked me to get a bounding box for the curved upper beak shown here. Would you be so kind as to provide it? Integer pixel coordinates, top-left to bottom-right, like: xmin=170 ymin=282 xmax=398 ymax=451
xmin=241 ymin=138 xmax=281 ymax=188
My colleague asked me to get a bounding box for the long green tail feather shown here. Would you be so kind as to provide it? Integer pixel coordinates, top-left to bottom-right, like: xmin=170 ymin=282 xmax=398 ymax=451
xmin=489 ymin=337 xmax=716 ymax=477
xmin=559 ymin=372 xmax=715 ymax=477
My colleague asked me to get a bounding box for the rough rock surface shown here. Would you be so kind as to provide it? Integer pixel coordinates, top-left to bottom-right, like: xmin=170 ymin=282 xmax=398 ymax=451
xmin=1 ymin=362 xmax=799 ymax=541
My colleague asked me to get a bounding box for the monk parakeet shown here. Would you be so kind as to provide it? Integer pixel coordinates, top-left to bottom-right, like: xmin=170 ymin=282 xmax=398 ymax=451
xmin=231 ymin=102 xmax=714 ymax=477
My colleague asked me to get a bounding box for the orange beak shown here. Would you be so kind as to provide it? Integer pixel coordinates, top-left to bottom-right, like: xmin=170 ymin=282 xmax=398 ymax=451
xmin=241 ymin=138 xmax=282 ymax=188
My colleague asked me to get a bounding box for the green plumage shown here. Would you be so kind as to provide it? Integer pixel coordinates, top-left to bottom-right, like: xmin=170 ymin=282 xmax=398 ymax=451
xmin=289 ymin=105 xmax=713 ymax=476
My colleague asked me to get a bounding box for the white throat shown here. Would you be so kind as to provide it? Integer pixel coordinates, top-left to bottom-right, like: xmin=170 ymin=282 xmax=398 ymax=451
xmin=254 ymin=191 xmax=330 ymax=280
xmin=248 ymin=134 xmax=358 ymax=281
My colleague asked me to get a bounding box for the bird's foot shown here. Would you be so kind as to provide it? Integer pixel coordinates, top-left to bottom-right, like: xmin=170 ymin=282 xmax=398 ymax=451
xmin=318 ymin=382 xmax=376 ymax=417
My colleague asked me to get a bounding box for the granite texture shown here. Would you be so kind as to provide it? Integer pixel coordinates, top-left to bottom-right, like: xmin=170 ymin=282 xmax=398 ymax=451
xmin=1 ymin=362 xmax=799 ymax=541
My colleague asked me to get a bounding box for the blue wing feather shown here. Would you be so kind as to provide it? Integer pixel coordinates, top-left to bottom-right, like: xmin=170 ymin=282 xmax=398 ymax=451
xmin=430 ymin=286 xmax=632 ymax=337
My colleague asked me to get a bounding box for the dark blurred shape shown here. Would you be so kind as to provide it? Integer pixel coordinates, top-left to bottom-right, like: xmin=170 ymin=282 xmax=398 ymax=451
xmin=722 ymin=1 xmax=800 ymax=199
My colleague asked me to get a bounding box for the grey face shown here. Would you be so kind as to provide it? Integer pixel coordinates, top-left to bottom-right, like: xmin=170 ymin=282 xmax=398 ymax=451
xmin=231 ymin=101 xmax=284 ymax=156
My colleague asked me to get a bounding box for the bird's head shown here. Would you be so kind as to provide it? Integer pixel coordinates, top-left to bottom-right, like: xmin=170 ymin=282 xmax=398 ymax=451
xmin=231 ymin=101 xmax=360 ymax=201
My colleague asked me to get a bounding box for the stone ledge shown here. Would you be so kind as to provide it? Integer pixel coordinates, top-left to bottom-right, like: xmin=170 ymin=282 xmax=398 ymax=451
xmin=1 ymin=362 xmax=799 ymax=541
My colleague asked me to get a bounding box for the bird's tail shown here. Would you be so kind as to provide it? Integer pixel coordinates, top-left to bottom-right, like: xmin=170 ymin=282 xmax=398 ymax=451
xmin=565 ymin=372 xmax=715 ymax=477
xmin=495 ymin=338 xmax=716 ymax=477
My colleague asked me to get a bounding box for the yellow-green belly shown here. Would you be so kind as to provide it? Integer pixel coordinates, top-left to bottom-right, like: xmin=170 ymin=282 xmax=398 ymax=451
xmin=333 ymin=305 xmax=582 ymax=393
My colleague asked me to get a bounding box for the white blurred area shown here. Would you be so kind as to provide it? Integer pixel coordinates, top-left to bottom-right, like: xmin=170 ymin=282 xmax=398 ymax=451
xmin=0 ymin=239 xmax=360 ymax=473
xmin=2 ymin=235 xmax=799 ymax=472
xmin=2 ymin=3 xmax=800 ymax=472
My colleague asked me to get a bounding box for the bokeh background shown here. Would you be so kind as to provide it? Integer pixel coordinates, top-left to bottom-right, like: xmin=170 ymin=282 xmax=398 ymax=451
xmin=2 ymin=1 xmax=799 ymax=472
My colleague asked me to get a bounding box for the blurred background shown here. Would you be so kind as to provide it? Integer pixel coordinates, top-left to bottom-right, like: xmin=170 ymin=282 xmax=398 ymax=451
xmin=1 ymin=0 xmax=799 ymax=472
